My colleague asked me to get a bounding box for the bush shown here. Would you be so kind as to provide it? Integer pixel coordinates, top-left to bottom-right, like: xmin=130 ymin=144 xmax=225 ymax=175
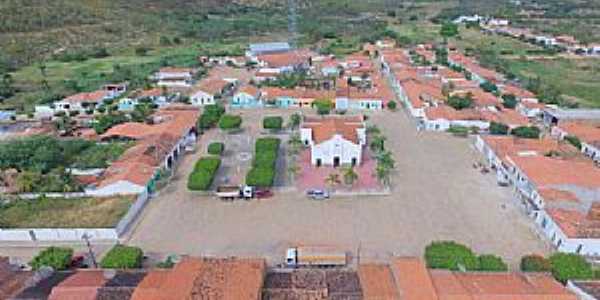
xmin=387 ymin=101 xmax=397 ymax=110
xmin=511 ymin=126 xmax=540 ymax=139
xmin=263 ymin=116 xmax=283 ymax=130
xmin=520 ymin=254 xmax=551 ymax=272
xmin=565 ymin=135 xmax=582 ymax=150
xmin=187 ymin=157 xmax=221 ymax=191
xmin=489 ymin=121 xmax=509 ymax=135
xmin=478 ymin=255 xmax=508 ymax=271
xmin=207 ymin=142 xmax=225 ymax=155
xmin=480 ymin=81 xmax=498 ymax=93
xmin=100 ymin=245 xmax=143 ymax=269
xmin=198 ymin=104 xmax=225 ymax=129
xmin=246 ymin=138 xmax=280 ymax=187
xmin=313 ymin=98 xmax=333 ymax=115
xmin=447 ymin=95 xmax=473 ymax=110
xmin=424 ymin=241 xmax=479 ymax=271
xmin=218 ymin=114 xmax=242 ymax=130
xmin=447 ymin=125 xmax=469 ymax=137
xmin=502 ymin=94 xmax=517 ymax=109
xmin=550 ymin=253 xmax=593 ymax=283
xmin=30 ymin=247 xmax=73 ymax=271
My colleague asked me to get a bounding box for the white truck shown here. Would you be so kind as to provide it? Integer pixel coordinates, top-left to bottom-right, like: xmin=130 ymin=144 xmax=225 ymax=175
xmin=285 ymin=247 xmax=347 ymax=268
xmin=215 ymin=185 xmax=254 ymax=200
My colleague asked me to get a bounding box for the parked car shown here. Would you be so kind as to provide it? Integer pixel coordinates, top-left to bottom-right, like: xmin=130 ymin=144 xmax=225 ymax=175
xmin=306 ymin=189 xmax=329 ymax=200
xmin=254 ymin=188 xmax=273 ymax=199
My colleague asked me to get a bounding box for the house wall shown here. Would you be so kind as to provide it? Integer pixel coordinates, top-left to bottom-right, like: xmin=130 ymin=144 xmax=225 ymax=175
xmin=191 ymin=90 xmax=215 ymax=106
xmin=533 ymin=210 xmax=600 ymax=256
xmin=424 ymin=118 xmax=489 ymax=131
xmin=310 ymin=135 xmax=362 ymax=166
xmin=232 ymin=92 xmax=262 ymax=108
xmin=118 ymin=98 xmax=138 ymax=111
xmin=85 ymin=180 xmax=147 ymax=197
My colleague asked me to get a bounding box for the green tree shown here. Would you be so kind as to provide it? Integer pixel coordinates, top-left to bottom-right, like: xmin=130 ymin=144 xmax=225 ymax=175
xmin=289 ymin=113 xmax=302 ymax=129
xmin=478 ymin=254 xmax=508 ymax=271
xmin=489 ymin=122 xmax=509 ymax=135
xmin=550 ymin=253 xmax=593 ymax=283
xmin=100 ymin=245 xmax=144 ymax=269
xmin=313 ymin=98 xmax=333 ymax=115
xmin=511 ymin=126 xmax=541 ymax=139
xmin=440 ymin=22 xmax=459 ymax=43
xmin=520 ymin=254 xmax=551 ymax=272
xmin=342 ymin=166 xmax=358 ymax=186
xmin=447 ymin=94 xmax=473 ymax=110
xmin=325 ymin=173 xmax=341 ymax=190
xmin=502 ymin=94 xmax=518 ymax=109
xmin=425 ymin=241 xmax=479 ymax=271
xmin=370 ymin=135 xmax=386 ymax=153
xmin=30 ymin=247 xmax=73 ymax=271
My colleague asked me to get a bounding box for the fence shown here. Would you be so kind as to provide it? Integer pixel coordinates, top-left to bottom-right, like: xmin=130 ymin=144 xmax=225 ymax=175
xmin=0 ymin=191 xmax=150 ymax=242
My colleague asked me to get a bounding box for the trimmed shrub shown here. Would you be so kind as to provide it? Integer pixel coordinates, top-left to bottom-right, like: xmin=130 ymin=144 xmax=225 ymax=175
xmin=489 ymin=121 xmax=509 ymax=135
xmin=447 ymin=125 xmax=469 ymax=137
xmin=263 ymin=116 xmax=283 ymax=130
xmin=511 ymin=126 xmax=540 ymax=139
xmin=424 ymin=241 xmax=479 ymax=271
xmin=502 ymin=94 xmax=517 ymax=109
xmin=100 ymin=245 xmax=143 ymax=269
xmin=550 ymin=253 xmax=593 ymax=283
xmin=188 ymin=157 xmax=221 ymax=190
xmin=198 ymin=104 xmax=225 ymax=129
xmin=565 ymin=135 xmax=582 ymax=150
xmin=30 ymin=247 xmax=73 ymax=271
xmin=520 ymin=254 xmax=551 ymax=272
xmin=218 ymin=114 xmax=242 ymax=130
xmin=478 ymin=254 xmax=508 ymax=272
xmin=207 ymin=142 xmax=225 ymax=155
xmin=246 ymin=137 xmax=280 ymax=187
xmin=387 ymin=100 xmax=397 ymax=110
xmin=313 ymin=98 xmax=333 ymax=115
xmin=447 ymin=95 xmax=473 ymax=110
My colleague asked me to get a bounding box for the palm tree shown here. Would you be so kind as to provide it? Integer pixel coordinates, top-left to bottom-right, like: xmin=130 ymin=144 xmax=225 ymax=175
xmin=377 ymin=151 xmax=396 ymax=170
xmin=287 ymin=133 xmax=303 ymax=156
xmin=325 ymin=173 xmax=341 ymax=191
xmin=287 ymin=162 xmax=300 ymax=183
xmin=370 ymin=135 xmax=386 ymax=153
xmin=375 ymin=164 xmax=392 ymax=186
xmin=343 ymin=166 xmax=358 ymax=186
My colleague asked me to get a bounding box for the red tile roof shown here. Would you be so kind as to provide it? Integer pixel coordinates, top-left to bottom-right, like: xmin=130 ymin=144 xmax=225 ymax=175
xmin=302 ymin=116 xmax=364 ymax=144
xmin=261 ymin=87 xmax=334 ymax=100
xmin=237 ymin=85 xmax=260 ymax=97
xmin=358 ymin=263 xmax=400 ymax=300
xmin=501 ymin=84 xmax=537 ymax=99
xmin=425 ymin=105 xmax=484 ymax=121
xmin=131 ymin=257 xmax=266 ymax=300
xmin=136 ymin=88 xmax=164 ymax=99
xmin=257 ymin=49 xmax=313 ymax=68
xmin=49 ymin=270 xmax=107 ymax=300
xmin=159 ymin=67 xmax=193 ymax=74
xmin=482 ymin=135 xmax=580 ymax=166
xmin=194 ymin=78 xmax=230 ymax=95
xmin=390 ymin=258 xmax=438 ymax=300
xmin=558 ymin=121 xmax=600 ymax=147
xmin=63 ymin=90 xmax=110 ymax=104
xmin=510 ymin=155 xmax=600 ymax=189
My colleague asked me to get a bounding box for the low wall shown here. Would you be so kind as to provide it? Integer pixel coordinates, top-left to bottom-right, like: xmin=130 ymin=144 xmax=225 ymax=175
xmin=0 ymin=191 xmax=150 ymax=242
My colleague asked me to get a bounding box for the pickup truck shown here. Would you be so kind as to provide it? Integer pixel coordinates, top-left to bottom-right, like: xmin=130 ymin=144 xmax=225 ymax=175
xmin=215 ymin=185 xmax=254 ymax=200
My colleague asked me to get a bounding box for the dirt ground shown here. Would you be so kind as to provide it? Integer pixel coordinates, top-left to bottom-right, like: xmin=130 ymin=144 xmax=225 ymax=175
xmin=125 ymin=108 xmax=549 ymax=268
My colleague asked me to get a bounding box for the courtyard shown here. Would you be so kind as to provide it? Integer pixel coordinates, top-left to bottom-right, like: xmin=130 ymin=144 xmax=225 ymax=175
xmin=125 ymin=108 xmax=549 ymax=268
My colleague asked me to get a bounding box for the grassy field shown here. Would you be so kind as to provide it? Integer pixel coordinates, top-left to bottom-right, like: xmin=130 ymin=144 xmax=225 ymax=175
xmin=504 ymin=58 xmax=600 ymax=108
xmin=0 ymin=196 xmax=134 ymax=228
xmin=452 ymin=27 xmax=543 ymax=57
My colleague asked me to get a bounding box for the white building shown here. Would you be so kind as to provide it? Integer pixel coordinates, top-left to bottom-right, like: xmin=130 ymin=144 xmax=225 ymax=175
xmin=53 ymin=90 xmax=111 ymax=114
xmin=189 ymin=78 xmax=230 ymax=106
xmin=155 ymin=67 xmax=194 ymax=87
xmin=300 ymin=116 xmax=366 ymax=167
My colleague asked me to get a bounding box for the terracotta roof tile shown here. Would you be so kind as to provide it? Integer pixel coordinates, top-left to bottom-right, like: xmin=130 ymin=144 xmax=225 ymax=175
xmin=302 ymin=116 xmax=364 ymax=144
xmin=63 ymin=90 xmax=110 ymax=104
xmin=509 ymin=155 xmax=600 ymax=189
xmin=193 ymin=78 xmax=230 ymax=95
xmin=390 ymin=257 xmax=438 ymax=300
xmin=257 ymin=49 xmax=313 ymax=68
xmin=237 ymin=85 xmax=260 ymax=97
xmin=358 ymin=263 xmax=400 ymax=300
xmin=48 ymin=270 xmax=108 ymax=300
xmin=558 ymin=121 xmax=600 ymax=147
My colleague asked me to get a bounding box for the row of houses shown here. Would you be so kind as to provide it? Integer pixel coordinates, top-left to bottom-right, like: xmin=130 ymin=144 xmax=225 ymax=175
xmin=382 ymin=47 xmax=537 ymax=132
xmin=1 ymin=255 xmax=586 ymax=299
xmin=84 ymin=105 xmax=199 ymax=197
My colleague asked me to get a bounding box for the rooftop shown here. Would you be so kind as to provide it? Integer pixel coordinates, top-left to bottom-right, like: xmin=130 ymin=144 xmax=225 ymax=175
xmin=302 ymin=115 xmax=365 ymax=144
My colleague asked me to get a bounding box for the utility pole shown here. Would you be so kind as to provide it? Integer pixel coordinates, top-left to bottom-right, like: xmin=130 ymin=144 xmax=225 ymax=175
xmin=82 ymin=233 xmax=98 ymax=268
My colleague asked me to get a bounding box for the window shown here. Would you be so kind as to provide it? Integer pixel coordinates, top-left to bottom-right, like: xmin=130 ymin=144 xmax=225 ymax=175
xmin=576 ymin=244 xmax=583 ymax=254
xmin=541 ymin=218 xmax=547 ymax=229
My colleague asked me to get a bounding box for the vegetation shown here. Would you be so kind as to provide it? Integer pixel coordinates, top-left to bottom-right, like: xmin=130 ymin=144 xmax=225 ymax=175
xmin=342 ymin=166 xmax=358 ymax=186
xmin=0 ymin=196 xmax=133 ymax=228
xmin=289 ymin=113 xmax=301 ymax=130
xmin=501 ymin=94 xmax=517 ymax=109
xmin=478 ymin=254 xmax=508 ymax=272
xmin=187 ymin=157 xmax=221 ymax=191
xmin=387 ymin=100 xmax=397 ymax=110
xmin=207 ymin=142 xmax=225 ymax=156
xmin=246 ymin=137 xmax=280 ymax=187
xmin=564 ymin=135 xmax=582 ymax=150
xmin=93 ymin=113 xmax=129 ymax=134
xmin=198 ymin=104 xmax=225 ymax=130
xmin=30 ymin=247 xmax=73 ymax=271
xmin=447 ymin=94 xmax=473 ymax=110
xmin=100 ymin=244 xmax=143 ymax=269
xmin=263 ymin=116 xmax=283 ymax=130
xmin=549 ymin=253 xmax=594 ymax=283
xmin=511 ymin=126 xmax=541 ymax=139
xmin=479 ymin=81 xmax=498 ymax=94
xmin=520 ymin=254 xmax=552 ymax=272
xmin=489 ymin=122 xmax=509 ymax=135
xmin=218 ymin=114 xmax=242 ymax=130
xmin=425 ymin=241 xmax=480 ymax=271
xmin=447 ymin=125 xmax=469 ymax=137
xmin=313 ymin=98 xmax=333 ymax=115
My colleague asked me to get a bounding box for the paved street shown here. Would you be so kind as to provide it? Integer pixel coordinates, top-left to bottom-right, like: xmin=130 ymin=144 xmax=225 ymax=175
xmin=125 ymin=108 xmax=549 ymax=268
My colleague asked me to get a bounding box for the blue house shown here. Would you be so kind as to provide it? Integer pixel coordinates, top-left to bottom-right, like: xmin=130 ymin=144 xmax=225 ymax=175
xmin=118 ymin=98 xmax=139 ymax=112
xmin=232 ymin=85 xmax=262 ymax=108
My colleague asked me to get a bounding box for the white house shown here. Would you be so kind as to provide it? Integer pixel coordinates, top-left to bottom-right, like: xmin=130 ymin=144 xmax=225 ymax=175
xmin=300 ymin=116 xmax=366 ymax=167
xmin=53 ymin=90 xmax=111 ymax=114
xmin=189 ymin=79 xmax=230 ymax=106
xmin=155 ymin=67 xmax=194 ymax=87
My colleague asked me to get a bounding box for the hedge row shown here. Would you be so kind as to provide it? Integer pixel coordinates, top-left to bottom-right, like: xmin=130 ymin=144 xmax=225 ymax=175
xmin=219 ymin=114 xmax=242 ymax=130
xmin=188 ymin=157 xmax=221 ymax=190
xmin=263 ymin=116 xmax=283 ymax=130
xmin=425 ymin=241 xmax=507 ymax=272
xmin=246 ymin=138 xmax=280 ymax=187
xmin=207 ymin=142 xmax=225 ymax=155
xmin=521 ymin=253 xmax=594 ymax=284
xmin=30 ymin=247 xmax=73 ymax=271
xmin=100 ymin=245 xmax=143 ymax=269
